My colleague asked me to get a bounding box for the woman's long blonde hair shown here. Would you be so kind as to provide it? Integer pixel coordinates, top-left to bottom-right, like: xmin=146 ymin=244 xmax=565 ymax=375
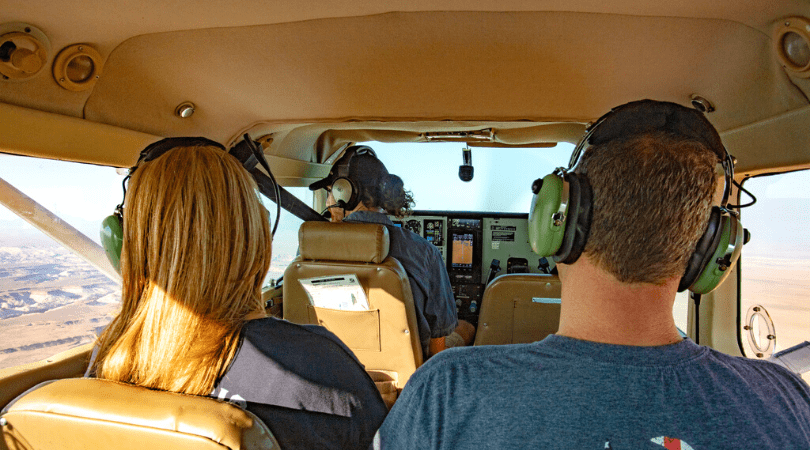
xmin=92 ymin=145 xmax=271 ymax=395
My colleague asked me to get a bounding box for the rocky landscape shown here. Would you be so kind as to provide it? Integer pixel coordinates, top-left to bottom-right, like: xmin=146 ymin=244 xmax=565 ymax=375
xmin=0 ymin=236 xmax=805 ymax=373
xmin=0 ymin=245 xmax=120 ymax=369
xmin=0 ymin=240 xmax=297 ymax=370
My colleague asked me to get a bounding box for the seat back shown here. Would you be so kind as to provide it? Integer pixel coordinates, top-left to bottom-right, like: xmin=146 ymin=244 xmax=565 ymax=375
xmin=283 ymin=222 xmax=423 ymax=391
xmin=0 ymin=343 xmax=92 ymax=411
xmin=0 ymin=378 xmax=279 ymax=450
xmin=474 ymin=274 xmax=562 ymax=346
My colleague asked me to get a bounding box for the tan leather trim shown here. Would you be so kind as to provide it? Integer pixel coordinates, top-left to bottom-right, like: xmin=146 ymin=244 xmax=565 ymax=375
xmin=298 ymin=222 xmax=390 ymax=263
xmin=309 ymin=307 xmax=382 ymax=351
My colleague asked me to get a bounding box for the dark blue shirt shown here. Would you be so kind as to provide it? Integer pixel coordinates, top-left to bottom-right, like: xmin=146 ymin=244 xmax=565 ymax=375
xmin=213 ymin=317 xmax=387 ymax=450
xmin=376 ymin=335 xmax=810 ymax=449
xmin=344 ymin=211 xmax=458 ymax=356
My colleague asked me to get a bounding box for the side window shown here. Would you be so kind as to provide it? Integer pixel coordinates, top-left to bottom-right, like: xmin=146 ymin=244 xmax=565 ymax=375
xmin=262 ymin=187 xmax=311 ymax=285
xmin=0 ymin=154 xmax=123 ymax=370
xmin=740 ymin=170 xmax=810 ymax=370
xmin=672 ymin=291 xmax=689 ymax=335
xmin=0 ymin=153 xmax=312 ymax=370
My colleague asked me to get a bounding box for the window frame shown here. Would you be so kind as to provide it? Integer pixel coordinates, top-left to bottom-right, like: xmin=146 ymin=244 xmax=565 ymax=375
xmin=736 ymin=168 xmax=810 ymax=359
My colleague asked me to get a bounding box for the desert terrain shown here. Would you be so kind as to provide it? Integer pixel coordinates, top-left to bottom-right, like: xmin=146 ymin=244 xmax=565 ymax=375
xmin=0 ymin=243 xmax=806 ymax=372
xmin=0 ymin=241 xmax=298 ymax=370
xmin=741 ymin=254 xmax=810 ymax=357
xmin=0 ymin=245 xmax=119 ymax=369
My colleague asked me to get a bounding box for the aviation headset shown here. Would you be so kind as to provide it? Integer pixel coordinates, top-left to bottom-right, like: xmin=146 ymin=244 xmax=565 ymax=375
xmin=99 ymin=136 xmax=273 ymax=273
xmin=311 ymin=145 xmax=377 ymax=211
xmin=527 ymin=99 xmax=744 ymax=294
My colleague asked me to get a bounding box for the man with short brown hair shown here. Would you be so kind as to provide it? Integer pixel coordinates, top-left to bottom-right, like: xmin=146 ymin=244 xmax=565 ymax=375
xmin=576 ymin=132 xmax=717 ymax=285
xmin=374 ymin=100 xmax=810 ymax=449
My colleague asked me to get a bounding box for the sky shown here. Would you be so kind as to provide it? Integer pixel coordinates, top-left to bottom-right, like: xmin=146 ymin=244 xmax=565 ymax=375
xmin=1 ymin=147 xmax=809 ymax=256
xmin=0 ymin=143 xmax=572 ymax=247
xmin=0 ymin=155 xmax=123 ymax=221
xmin=0 ymin=153 xmax=311 ymax=263
xmin=368 ymin=142 xmax=573 ymax=213
xmin=737 ymin=172 xmax=810 ymax=258
xmin=0 ymin=154 xmax=124 ymax=245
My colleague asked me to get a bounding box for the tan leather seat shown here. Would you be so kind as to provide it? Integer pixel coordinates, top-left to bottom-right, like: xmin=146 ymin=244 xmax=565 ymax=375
xmin=0 ymin=378 xmax=279 ymax=450
xmin=0 ymin=343 xmax=92 ymax=412
xmin=283 ymin=222 xmax=422 ymax=396
xmin=474 ymin=274 xmax=562 ymax=346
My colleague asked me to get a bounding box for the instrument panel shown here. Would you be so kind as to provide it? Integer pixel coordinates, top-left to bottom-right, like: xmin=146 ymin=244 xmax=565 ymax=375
xmin=392 ymin=211 xmax=555 ymax=326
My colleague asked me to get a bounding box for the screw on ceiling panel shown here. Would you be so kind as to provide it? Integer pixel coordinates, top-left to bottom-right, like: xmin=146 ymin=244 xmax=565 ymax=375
xmin=690 ymin=95 xmax=715 ymax=113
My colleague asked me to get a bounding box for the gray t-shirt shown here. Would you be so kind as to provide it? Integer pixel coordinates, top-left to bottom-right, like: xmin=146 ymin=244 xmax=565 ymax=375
xmin=344 ymin=211 xmax=458 ymax=356
xmin=375 ymin=335 xmax=810 ymax=449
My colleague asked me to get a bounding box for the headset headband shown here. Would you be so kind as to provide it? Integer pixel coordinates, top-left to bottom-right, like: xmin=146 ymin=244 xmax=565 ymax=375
xmin=567 ymin=100 xmax=735 ymax=207
xmin=134 ymin=136 xmax=225 ymax=170
xmin=114 ymin=137 xmax=229 ymax=218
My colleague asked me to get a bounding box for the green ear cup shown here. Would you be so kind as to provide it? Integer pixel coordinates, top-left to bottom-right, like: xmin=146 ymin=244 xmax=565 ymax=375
xmin=100 ymin=214 xmax=123 ymax=274
xmin=689 ymin=214 xmax=743 ymax=294
xmin=528 ymin=174 xmax=567 ymax=257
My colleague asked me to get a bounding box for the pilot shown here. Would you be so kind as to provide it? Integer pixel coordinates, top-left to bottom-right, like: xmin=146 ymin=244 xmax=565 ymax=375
xmin=374 ymin=101 xmax=810 ymax=449
xmin=310 ymin=146 xmax=474 ymax=357
xmin=89 ymin=138 xmax=386 ymax=449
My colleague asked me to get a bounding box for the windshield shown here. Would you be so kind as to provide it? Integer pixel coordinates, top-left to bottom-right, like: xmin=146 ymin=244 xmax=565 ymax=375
xmin=367 ymin=142 xmax=574 ymax=213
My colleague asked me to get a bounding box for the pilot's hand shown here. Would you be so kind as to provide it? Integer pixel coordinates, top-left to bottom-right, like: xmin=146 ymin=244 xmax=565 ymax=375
xmin=455 ymin=320 xmax=476 ymax=346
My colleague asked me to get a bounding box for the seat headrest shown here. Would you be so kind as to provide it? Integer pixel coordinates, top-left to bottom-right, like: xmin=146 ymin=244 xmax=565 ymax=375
xmin=299 ymin=222 xmax=390 ymax=263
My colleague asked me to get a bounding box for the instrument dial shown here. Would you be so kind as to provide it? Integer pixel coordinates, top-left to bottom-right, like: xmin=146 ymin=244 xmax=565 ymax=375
xmin=405 ymin=220 xmax=422 ymax=235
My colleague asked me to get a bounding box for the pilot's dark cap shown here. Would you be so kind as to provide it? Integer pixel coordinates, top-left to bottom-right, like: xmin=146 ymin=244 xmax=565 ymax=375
xmin=308 ymin=154 xmax=348 ymax=191
xmin=308 ymin=145 xmax=381 ymax=191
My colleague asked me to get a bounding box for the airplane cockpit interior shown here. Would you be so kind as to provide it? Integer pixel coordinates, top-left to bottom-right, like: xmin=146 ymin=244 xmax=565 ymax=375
xmin=2 ymin=1 xmax=810 ymax=447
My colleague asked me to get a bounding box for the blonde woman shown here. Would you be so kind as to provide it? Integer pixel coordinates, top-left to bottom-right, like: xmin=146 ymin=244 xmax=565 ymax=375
xmin=90 ymin=137 xmax=386 ymax=449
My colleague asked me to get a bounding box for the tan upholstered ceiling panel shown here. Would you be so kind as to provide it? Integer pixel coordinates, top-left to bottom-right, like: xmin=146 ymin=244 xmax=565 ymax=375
xmin=4 ymin=1 xmax=806 ymax=49
xmin=84 ymin=12 xmax=805 ymax=143
xmin=722 ymin=105 xmax=810 ymax=175
xmin=0 ymin=103 xmax=157 ymax=167
xmin=2 ymin=1 xmax=807 ymax=123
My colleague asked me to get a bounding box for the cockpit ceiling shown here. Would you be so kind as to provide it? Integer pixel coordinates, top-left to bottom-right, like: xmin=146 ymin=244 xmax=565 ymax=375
xmin=82 ymin=11 xmax=801 ymax=135
xmin=5 ymin=1 xmax=806 ymax=48
xmin=1 ymin=2 xmax=809 ymax=173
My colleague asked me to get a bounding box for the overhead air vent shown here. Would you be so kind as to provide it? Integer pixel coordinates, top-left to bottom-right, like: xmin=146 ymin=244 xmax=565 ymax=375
xmin=53 ymin=44 xmax=103 ymax=91
xmin=0 ymin=23 xmax=50 ymax=81
xmin=775 ymin=17 xmax=810 ymax=78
